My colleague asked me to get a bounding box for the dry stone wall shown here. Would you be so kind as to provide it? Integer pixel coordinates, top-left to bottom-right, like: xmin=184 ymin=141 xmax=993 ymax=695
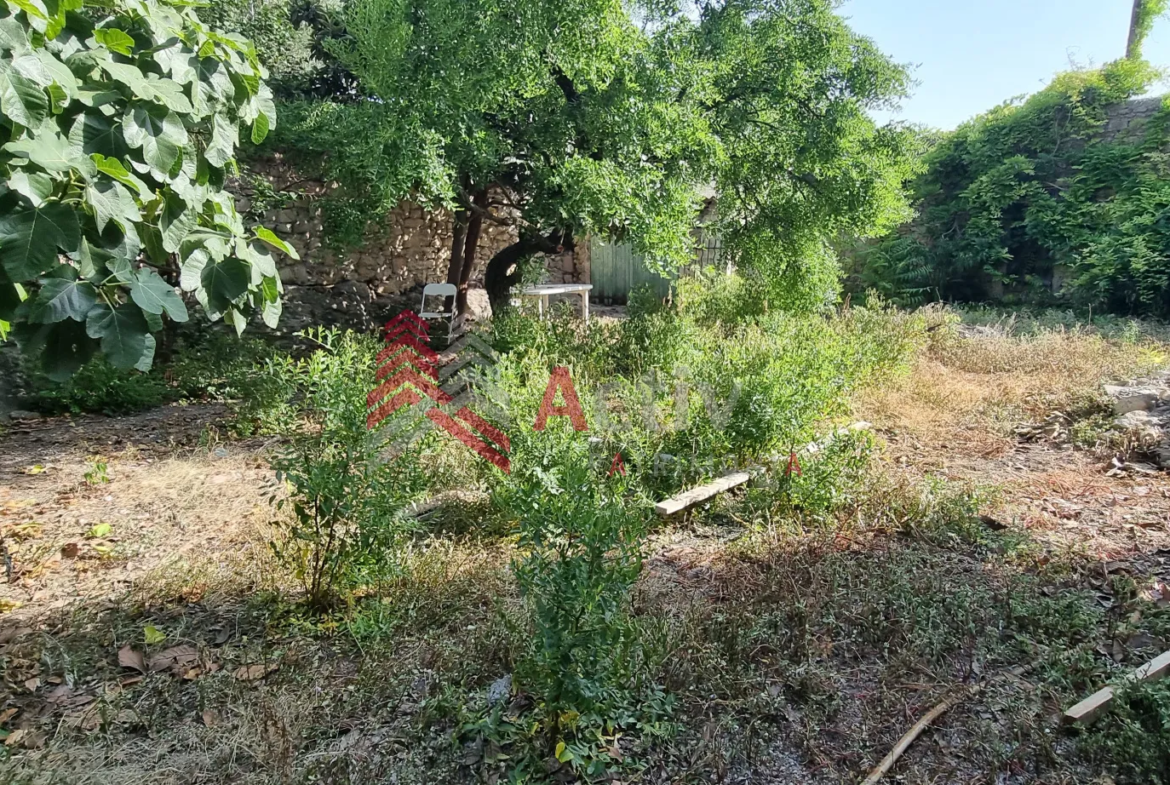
xmin=1100 ymin=95 xmax=1167 ymax=144
xmin=240 ymin=154 xmax=587 ymax=303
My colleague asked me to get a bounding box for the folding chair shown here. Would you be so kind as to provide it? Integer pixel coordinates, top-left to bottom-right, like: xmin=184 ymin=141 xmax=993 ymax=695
xmin=419 ymin=282 xmax=461 ymax=346
xmin=419 ymin=283 xmax=457 ymax=321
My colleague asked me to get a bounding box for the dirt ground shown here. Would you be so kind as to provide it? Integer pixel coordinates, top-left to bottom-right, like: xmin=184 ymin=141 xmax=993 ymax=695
xmin=3 ymin=325 xmax=1170 ymax=784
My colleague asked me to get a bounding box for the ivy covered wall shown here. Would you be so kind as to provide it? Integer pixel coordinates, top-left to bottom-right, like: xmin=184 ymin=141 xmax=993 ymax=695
xmin=848 ymin=60 xmax=1170 ymax=317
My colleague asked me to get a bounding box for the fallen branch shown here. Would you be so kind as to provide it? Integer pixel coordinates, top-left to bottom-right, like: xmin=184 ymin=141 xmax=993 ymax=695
xmin=862 ymin=664 xmax=1033 ymax=783
xmin=861 ymin=688 xmax=974 ymax=785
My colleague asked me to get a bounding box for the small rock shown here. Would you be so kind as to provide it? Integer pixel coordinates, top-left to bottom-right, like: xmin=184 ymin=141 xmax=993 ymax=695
xmin=486 ymin=674 xmax=512 ymax=706
xmin=1115 ymin=410 xmax=1160 ymax=432
xmin=213 ymin=447 xmax=229 ymax=459
xmin=7 ymin=410 xmax=42 ymax=422
xmin=1111 ymin=391 xmax=1162 ymax=416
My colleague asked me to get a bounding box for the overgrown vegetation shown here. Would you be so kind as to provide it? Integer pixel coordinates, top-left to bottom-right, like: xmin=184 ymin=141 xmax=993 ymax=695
xmin=849 ymin=59 xmax=1170 ymax=318
xmin=12 ymin=329 xmax=274 ymax=415
xmin=259 ymin=0 xmax=919 ymax=314
xmin=0 ymin=0 xmax=291 ymax=378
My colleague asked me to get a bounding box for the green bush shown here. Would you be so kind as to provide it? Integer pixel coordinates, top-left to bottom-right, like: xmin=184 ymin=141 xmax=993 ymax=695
xmin=18 ymin=331 xmax=275 ymax=416
xmin=493 ymin=427 xmax=658 ymax=775
xmin=267 ymin=328 xmax=429 ymax=609
xmin=484 ymin=274 xmax=926 ymax=502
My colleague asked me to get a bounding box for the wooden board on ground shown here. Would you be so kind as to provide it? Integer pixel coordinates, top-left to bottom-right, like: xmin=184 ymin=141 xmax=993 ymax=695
xmin=655 ymin=471 xmax=752 ymax=517
xmin=1064 ymin=649 xmax=1170 ymax=726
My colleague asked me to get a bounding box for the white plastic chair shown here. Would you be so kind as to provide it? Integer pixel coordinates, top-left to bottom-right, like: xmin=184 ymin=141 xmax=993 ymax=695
xmin=419 ymin=283 xmax=457 ymax=321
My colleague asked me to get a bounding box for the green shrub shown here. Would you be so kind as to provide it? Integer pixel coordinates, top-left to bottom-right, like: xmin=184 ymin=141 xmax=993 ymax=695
xmin=20 ymin=357 xmax=171 ymax=416
xmin=850 ymin=62 xmax=1170 ymax=318
xmin=494 ymin=429 xmax=657 ymax=773
xmin=267 ymin=328 xmax=429 ymax=609
xmin=1082 ymin=679 xmax=1170 ymax=784
xmin=18 ymin=331 xmax=275 ymax=416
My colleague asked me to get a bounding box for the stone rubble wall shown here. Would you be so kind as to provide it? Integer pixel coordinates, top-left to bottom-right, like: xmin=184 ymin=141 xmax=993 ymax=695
xmin=239 ymin=155 xmax=587 ymax=301
xmin=1100 ymin=95 xmax=1168 ymax=144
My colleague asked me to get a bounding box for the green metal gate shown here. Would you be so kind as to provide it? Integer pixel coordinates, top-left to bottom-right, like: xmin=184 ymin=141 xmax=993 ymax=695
xmin=589 ymin=238 xmax=674 ymax=304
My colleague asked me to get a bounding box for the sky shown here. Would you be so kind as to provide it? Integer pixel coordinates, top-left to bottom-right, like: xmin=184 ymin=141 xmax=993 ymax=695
xmin=839 ymin=0 xmax=1170 ymax=130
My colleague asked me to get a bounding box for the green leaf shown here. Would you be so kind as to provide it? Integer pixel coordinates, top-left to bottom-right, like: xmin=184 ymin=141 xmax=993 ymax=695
xmin=91 ymin=153 xmax=151 ymax=198
xmin=122 ymin=105 xmax=186 ymax=175
xmin=85 ymin=301 xmax=151 ymax=369
xmin=34 ymin=48 xmax=79 ymax=98
xmin=205 ymin=112 xmax=238 ymax=168
xmin=144 ymin=75 xmax=192 ymax=114
xmin=70 ymin=111 xmax=128 ymax=159
xmin=160 ymin=192 xmax=195 ymax=253
xmin=0 ymin=58 xmax=48 ymax=127
xmin=106 ymin=257 xmax=133 ymax=284
xmin=11 ymin=53 xmax=50 ymax=86
xmin=201 ymin=257 xmax=248 ymax=312
xmin=179 ymin=247 xmax=208 ymax=292
xmin=93 ymin=28 xmax=135 ymax=57
xmin=130 ymin=267 xmax=187 ymax=321
xmin=142 ymin=624 xmax=165 ymax=645
xmin=6 ymin=0 xmax=47 ymax=23
xmin=238 ymin=240 xmax=277 ymax=278
xmin=191 ymin=56 xmax=234 ymax=116
xmin=223 ymin=305 xmax=247 ymax=336
xmin=85 ymin=179 xmax=141 ymax=233
xmin=0 ymin=203 xmax=80 ymax=280
xmin=8 ymin=169 xmax=54 ymax=206
xmin=261 ymin=292 xmax=281 ymax=328
xmin=135 ymin=332 xmax=156 ymax=371
xmin=153 ymin=42 xmax=197 ymax=85
xmin=250 ymin=111 xmax=269 ymax=145
xmin=0 ymin=16 xmax=31 ymax=54
xmin=5 ymin=120 xmax=97 ymax=175
xmin=28 ymin=275 xmax=96 ymax=323
xmin=254 ymin=226 xmax=298 ymax=259
xmin=46 ymin=81 xmax=67 ymax=113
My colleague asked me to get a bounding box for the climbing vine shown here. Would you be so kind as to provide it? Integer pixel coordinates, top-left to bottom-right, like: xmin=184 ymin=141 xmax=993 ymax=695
xmin=849 ymin=59 xmax=1170 ymax=317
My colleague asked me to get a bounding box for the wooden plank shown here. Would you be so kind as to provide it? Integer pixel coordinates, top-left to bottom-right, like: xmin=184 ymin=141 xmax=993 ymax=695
xmin=655 ymin=471 xmax=753 ymax=517
xmin=1064 ymin=649 xmax=1170 ymax=726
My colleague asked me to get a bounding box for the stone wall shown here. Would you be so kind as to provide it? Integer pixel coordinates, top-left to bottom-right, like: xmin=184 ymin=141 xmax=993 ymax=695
xmin=1100 ymin=95 xmax=1167 ymax=144
xmin=240 ymin=155 xmax=588 ymax=303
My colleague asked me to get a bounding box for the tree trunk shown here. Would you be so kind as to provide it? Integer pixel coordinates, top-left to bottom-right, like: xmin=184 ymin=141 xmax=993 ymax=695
xmin=1127 ymin=0 xmax=1144 ymax=58
xmin=456 ymin=189 xmax=489 ymax=314
xmin=444 ymin=208 xmax=469 ymax=312
xmin=483 ymin=231 xmax=573 ymax=317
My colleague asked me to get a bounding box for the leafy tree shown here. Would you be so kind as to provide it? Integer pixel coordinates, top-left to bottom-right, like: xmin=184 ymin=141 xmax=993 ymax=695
xmin=275 ymin=0 xmax=918 ymax=315
xmin=200 ymin=0 xmax=358 ymax=100
xmin=1 ymin=0 xmax=290 ymax=379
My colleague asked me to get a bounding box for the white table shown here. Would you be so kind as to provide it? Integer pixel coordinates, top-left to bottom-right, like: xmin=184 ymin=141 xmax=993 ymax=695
xmin=517 ymin=283 xmax=593 ymax=323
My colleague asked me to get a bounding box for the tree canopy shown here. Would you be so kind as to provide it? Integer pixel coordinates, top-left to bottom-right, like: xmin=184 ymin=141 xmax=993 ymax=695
xmin=271 ymin=0 xmax=919 ymax=314
xmin=0 ymin=0 xmax=289 ymax=379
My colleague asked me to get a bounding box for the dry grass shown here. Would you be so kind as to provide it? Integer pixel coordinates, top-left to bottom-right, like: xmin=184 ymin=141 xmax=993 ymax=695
xmin=857 ymin=319 xmax=1170 ymax=560
xmin=860 ymin=328 xmax=1166 ymax=458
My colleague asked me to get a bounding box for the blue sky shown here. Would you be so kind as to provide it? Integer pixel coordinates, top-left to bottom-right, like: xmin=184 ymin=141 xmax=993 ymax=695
xmin=840 ymin=0 xmax=1170 ymax=130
